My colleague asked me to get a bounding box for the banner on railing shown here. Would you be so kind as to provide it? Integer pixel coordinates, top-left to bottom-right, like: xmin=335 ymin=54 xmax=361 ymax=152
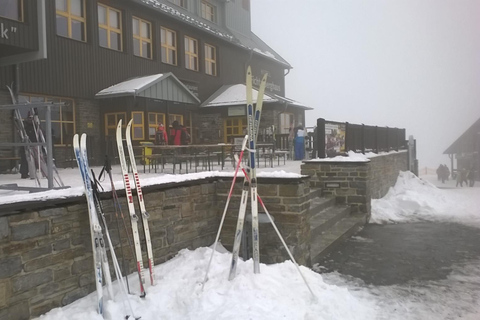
xmin=325 ymin=122 xmax=346 ymax=156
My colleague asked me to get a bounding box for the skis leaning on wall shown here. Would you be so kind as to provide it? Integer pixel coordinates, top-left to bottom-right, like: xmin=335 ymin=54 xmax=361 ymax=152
xmin=125 ymin=119 xmax=155 ymax=286
xmin=229 ymin=67 xmax=268 ymax=278
xmin=73 ymin=133 xmax=113 ymax=316
xmin=7 ymin=85 xmax=64 ymax=187
xmin=116 ymin=119 xmax=147 ymax=297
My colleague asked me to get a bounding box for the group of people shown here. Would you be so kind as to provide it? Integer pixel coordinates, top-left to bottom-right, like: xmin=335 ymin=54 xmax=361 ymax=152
xmin=437 ymin=164 xmax=476 ymax=187
xmin=455 ymin=167 xmax=476 ymax=188
xmin=155 ymin=120 xmax=191 ymax=146
xmin=436 ymin=164 xmax=450 ymax=184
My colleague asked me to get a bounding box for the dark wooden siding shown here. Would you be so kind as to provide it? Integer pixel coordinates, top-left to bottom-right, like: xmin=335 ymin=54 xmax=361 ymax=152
xmin=0 ymin=1 xmax=39 ymax=54
xmin=0 ymin=0 xmax=286 ymax=101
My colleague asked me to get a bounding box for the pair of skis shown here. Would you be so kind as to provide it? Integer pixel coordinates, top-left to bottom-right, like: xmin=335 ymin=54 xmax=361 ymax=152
xmin=74 ymin=134 xmax=139 ymax=318
xmin=7 ymin=85 xmax=64 ymax=187
xmin=229 ymin=66 xmax=268 ymax=277
xmin=116 ymin=119 xmax=155 ymax=297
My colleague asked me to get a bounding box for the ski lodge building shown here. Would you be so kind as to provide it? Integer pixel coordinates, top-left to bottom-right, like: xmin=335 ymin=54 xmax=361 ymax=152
xmin=0 ymin=0 xmax=311 ymax=168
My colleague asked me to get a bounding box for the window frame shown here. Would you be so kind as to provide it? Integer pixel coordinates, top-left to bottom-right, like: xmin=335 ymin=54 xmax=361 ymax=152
xmin=148 ymin=112 xmax=166 ymax=140
xmin=224 ymin=117 xmax=247 ymax=143
xmin=105 ymin=112 xmax=127 ymax=136
xmin=161 ymin=27 xmax=177 ymax=65
xmin=56 ymin=0 xmax=87 ymax=42
xmin=131 ymin=111 xmax=145 ymax=140
xmin=184 ymin=36 xmax=199 ymax=71
xmin=279 ymin=113 xmax=294 ymax=135
xmin=132 ymin=16 xmax=152 ymax=59
xmin=168 ymin=0 xmax=187 ymax=8
xmin=18 ymin=94 xmax=76 ymax=146
xmin=204 ymin=43 xmax=217 ymax=76
xmin=98 ymin=3 xmax=123 ymax=51
xmin=0 ymin=0 xmax=23 ymax=21
xmin=201 ymin=1 xmax=216 ymax=23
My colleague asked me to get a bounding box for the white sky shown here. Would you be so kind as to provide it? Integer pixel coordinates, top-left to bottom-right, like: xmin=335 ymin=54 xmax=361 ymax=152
xmin=251 ymin=0 xmax=480 ymax=168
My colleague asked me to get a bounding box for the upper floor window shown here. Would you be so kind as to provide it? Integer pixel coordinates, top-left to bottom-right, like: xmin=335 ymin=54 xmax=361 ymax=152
xmin=201 ymin=1 xmax=216 ymax=23
xmin=184 ymin=36 xmax=198 ymax=71
xmin=98 ymin=4 xmax=122 ymax=51
xmin=204 ymin=43 xmax=217 ymax=76
xmin=56 ymin=0 xmax=86 ymax=41
xmin=161 ymin=27 xmax=177 ymax=65
xmin=133 ymin=17 xmax=152 ymax=59
xmin=168 ymin=0 xmax=186 ymax=8
xmin=0 ymin=0 xmax=23 ymax=21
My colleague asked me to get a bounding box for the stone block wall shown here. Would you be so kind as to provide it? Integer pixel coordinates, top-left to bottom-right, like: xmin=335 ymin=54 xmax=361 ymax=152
xmin=0 ymin=176 xmax=316 ymax=319
xmin=369 ymin=151 xmax=408 ymax=199
xmin=301 ymin=151 xmax=408 ymax=217
xmin=217 ymin=177 xmax=313 ymax=266
xmin=0 ymin=181 xmax=218 ymax=320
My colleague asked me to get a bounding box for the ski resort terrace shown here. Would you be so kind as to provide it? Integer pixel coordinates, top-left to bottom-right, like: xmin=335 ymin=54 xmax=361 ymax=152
xmin=0 ymin=151 xmax=408 ymax=319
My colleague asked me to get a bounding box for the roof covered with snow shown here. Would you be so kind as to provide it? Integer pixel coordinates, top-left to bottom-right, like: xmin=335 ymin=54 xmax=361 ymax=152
xmin=133 ymin=0 xmax=291 ymax=68
xmin=95 ymin=73 xmax=200 ymax=104
xmin=201 ymin=84 xmax=313 ymax=110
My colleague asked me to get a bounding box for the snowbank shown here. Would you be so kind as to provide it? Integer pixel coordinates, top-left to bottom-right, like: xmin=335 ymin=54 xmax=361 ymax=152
xmin=37 ymin=246 xmax=376 ymax=320
xmin=370 ymin=171 xmax=480 ymax=227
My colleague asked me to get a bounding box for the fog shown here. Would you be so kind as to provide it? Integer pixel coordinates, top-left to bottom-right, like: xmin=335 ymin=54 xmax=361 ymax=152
xmin=251 ymin=0 xmax=480 ymax=168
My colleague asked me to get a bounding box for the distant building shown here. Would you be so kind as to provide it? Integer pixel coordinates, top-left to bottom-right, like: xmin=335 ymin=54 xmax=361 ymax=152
xmin=0 ymin=0 xmax=311 ymax=167
xmin=443 ymin=117 xmax=480 ymax=179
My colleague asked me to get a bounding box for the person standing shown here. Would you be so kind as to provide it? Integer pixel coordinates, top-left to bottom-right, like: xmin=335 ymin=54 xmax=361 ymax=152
xmin=467 ymin=167 xmax=475 ymax=187
xmin=155 ymin=123 xmax=168 ymax=145
xmin=294 ymin=124 xmax=305 ymax=160
xmin=169 ymin=121 xmax=182 ymax=146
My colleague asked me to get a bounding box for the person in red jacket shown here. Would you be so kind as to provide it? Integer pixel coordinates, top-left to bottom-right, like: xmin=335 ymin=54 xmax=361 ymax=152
xmin=169 ymin=121 xmax=182 ymax=146
xmin=155 ymin=123 xmax=168 ymax=145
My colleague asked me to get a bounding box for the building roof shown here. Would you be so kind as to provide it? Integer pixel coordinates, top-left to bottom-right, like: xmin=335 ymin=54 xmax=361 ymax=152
xmin=95 ymin=73 xmax=200 ymax=104
xmin=133 ymin=0 xmax=292 ymax=68
xmin=443 ymin=117 xmax=480 ymax=154
xmin=200 ymin=84 xmax=313 ymax=110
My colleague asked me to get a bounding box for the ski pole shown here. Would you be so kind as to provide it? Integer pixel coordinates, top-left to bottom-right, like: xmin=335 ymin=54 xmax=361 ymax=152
xmin=202 ymin=135 xmax=248 ymax=290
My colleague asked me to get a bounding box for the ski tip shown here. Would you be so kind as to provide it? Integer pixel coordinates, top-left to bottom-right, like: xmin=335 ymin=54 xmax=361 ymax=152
xmin=117 ymin=118 xmax=123 ymax=127
xmin=127 ymin=118 xmax=133 ymax=127
xmin=247 ymin=65 xmax=251 ymax=75
xmin=261 ymin=72 xmax=268 ymax=82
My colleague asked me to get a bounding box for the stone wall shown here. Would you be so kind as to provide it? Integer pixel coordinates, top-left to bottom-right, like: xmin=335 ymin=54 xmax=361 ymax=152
xmin=0 ymin=180 xmax=218 ymax=320
xmin=0 ymin=176 xmax=313 ymax=320
xmin=218 ymin=177 xmax=313 ymax=266
xmin=301 ymin=151 xmax=408 ymax=217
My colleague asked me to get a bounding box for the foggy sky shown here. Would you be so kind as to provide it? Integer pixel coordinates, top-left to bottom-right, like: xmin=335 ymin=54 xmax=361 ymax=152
xmin=251 ymin=0 xmax=480 ymax=168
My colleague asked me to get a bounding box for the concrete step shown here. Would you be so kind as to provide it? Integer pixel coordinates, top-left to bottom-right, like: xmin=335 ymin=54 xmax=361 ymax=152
xmin=310 ymin=205 xmax=351 ymax=236
xmin=310 ymin=215 xmax=365 ymax=265
xmin=308 ymin=196 xmax=336 ymax=219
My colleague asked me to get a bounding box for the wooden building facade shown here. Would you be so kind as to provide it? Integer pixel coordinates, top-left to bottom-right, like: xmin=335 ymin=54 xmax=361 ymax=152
xmin=0 ymin=0 xmax=311 ymax=168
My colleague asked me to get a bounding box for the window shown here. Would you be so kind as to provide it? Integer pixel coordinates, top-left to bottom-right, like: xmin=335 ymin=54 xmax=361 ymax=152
xmin=279 ymin=113 xmax=294 ymax=134
xmin=148 ymin=113 xmax=165 ymax=140
xmin=0 ymin=0 xmax=23 ymax=21
xmin=204 ymin=44 xmax=217 ymax=76
xmin=161 ymin=27 xmax=177 ymax=65
xmin=133 ymin=17 xmax=152 ymax=59
xmin=131 ymin=112 xmax=144 ymax=140
xmin=105 ymin=113 xmax=126 ymax=136
xmin=168 ymin=0 xmax=186 ymax=8
xmin=18 ymin=94 xmax=75 ymax=146
xmin=201 ymin=1 xmax=216 ymax=23
xmin=224 ymin=117 xmax=247 ymax=143
xmin=98 ymin=4 xmax=122 ymax=51
xmin=56 ymin=0 xmax=86 ymax=41
xmin=184 ymin=36 xmax=198 ymax=71
xmin=168 ymin=114 xmax=183 ymax=126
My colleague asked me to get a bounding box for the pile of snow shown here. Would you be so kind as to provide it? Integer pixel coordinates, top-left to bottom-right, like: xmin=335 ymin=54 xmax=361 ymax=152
xmin=370 ymin=171 xmax=480 ymax=227
xmin=308 ymin=151 xmax=372 ymax=162
xmin=37 ymin=246 xmax=377 ymax=320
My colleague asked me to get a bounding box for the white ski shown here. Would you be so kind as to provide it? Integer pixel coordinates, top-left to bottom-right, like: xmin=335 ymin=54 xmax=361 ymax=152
xmin=125 ymin=119 xmax=155 ymax=286
xmin=116 ymin=119 xmax=147 ymax=297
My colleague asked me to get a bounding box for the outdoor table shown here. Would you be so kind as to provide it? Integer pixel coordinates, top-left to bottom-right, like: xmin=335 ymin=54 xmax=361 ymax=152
xmin=134 ymin=144 xmax=234 ymax=174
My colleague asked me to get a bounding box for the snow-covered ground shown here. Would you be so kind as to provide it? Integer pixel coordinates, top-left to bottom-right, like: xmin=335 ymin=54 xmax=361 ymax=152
xmin=7 ymin=158 xmax=479 ymax=319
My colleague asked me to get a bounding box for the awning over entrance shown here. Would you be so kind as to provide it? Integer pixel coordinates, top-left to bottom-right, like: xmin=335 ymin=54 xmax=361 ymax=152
xmin=95 ymin=73 xmax=200 ymax=104
xmin=200 ymin=84 xmax=313 ymax=110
